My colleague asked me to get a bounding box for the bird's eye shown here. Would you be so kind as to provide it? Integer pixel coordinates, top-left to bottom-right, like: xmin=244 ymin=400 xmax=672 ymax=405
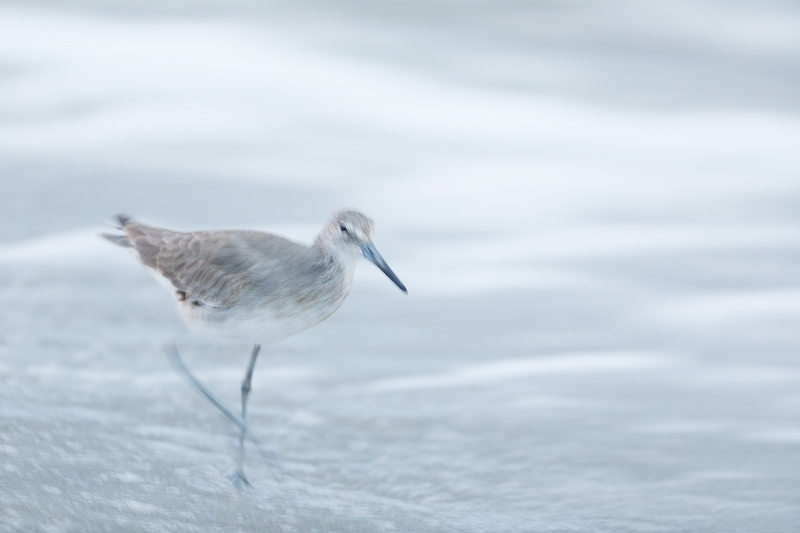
xmin=340 ymin=224 xmax=348 ymax=234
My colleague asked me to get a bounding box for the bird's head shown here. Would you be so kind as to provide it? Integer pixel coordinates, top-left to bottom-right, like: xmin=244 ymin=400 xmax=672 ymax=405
xmin=316 ymin=209 xmax=407 ymax=294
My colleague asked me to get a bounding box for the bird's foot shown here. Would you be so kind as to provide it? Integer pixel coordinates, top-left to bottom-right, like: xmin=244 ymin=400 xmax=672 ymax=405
xmin=229 ymin=470 xmax=252 ymax=491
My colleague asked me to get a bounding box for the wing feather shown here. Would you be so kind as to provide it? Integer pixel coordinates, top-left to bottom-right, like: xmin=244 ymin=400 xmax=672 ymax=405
xmin=124 ymin=223 xmax=254 ymax=309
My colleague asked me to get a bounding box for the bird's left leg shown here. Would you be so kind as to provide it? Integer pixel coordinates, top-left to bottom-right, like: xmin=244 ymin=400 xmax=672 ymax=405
xmin=233 ymin=343 xmax=261 ymax=488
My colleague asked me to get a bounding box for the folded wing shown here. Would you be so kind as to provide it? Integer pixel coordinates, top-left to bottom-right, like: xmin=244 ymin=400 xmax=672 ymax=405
xmin=112 ymin=219 xmax=255 ymax=309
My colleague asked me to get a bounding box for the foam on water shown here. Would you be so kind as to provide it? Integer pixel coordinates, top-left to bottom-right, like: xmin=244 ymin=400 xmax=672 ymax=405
xmin=366 ymin=351 xmax=666 ymax=392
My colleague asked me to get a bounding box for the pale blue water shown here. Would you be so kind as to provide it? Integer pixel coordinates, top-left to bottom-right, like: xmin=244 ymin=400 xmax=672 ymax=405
xmin=1 ymin=1 xmax=799 ymax=531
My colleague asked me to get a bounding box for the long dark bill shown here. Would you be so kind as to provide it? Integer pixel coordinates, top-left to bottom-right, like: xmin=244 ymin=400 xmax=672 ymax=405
xmin=361 ymin=242 xmax=407 ymax=294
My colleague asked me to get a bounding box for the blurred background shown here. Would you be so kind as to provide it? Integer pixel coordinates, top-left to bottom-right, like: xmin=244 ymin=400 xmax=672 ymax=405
xmin=1 ymin=1 xmax=799 ymax=531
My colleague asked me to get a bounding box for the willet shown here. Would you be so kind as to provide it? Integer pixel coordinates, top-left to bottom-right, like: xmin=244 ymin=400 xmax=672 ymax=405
xmin=103 ymin=209 xmax=406 ymax=486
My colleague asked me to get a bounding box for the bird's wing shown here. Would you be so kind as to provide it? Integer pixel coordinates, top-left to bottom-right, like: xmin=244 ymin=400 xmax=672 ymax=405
xmin=124 ymin=223 xmax=269 ymax=309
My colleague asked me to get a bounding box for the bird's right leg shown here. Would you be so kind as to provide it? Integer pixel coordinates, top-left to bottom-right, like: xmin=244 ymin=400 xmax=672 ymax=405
xmin=232 ymin=343 xmax=261 ymax=488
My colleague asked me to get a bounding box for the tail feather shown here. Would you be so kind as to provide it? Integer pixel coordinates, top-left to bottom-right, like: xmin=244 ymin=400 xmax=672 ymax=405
xmin=102 ymin=233 xmax=131 ymax=247
xmin=115 ymin=214 xmax=133 ymax=228
xmin=101 ymin=214 xmax=135 ymax=247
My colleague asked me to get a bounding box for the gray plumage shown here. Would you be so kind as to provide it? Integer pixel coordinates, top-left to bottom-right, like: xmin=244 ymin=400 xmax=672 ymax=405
xmin=103 ymin=209 xmax=405 ymax=344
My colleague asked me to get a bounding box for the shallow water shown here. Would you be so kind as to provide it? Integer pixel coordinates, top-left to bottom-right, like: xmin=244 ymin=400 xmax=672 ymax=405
xmin=1 ymin=1 xmax=799 ymax=531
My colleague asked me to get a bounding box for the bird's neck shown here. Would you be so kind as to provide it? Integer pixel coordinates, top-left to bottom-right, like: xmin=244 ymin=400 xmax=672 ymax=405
xmin=312 ymin=241 xmax=360 ymax=278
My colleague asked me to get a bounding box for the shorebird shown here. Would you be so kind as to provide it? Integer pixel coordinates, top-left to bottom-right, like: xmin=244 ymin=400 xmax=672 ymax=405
xmin=103 ymin=209 xmax=406 ymax=486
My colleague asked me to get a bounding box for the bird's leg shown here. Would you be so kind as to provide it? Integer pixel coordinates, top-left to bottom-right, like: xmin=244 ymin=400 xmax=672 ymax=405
xmin=164 ymin=344 xmax=284 ymax=483
xmin=233 ymin=343 xmax=261 ymax=487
